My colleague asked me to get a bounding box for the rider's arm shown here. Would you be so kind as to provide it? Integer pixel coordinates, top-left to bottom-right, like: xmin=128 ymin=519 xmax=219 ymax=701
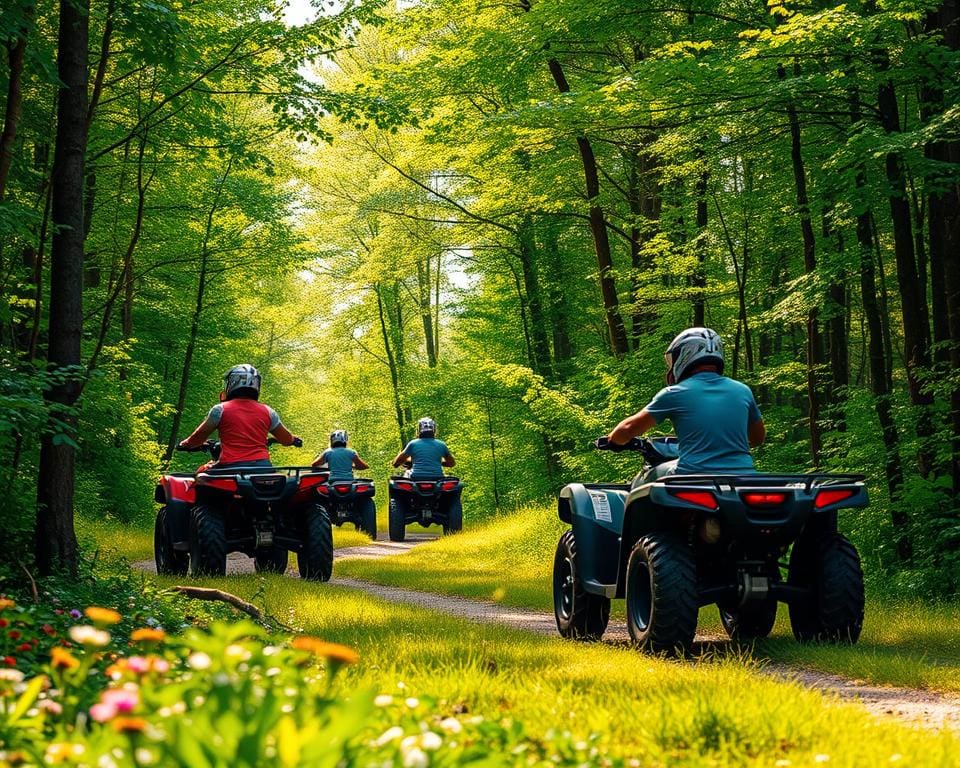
xmin=179 ymin=407 xmax=219 ymax=449
xmin=392 ymin=451 xmax=409 ymax=468
xmin=748 ymin=418 xmax=766 ymax=447
xmin=608 ymin=409 xmax=657 ymax=445
xmin=353 ymin=453 xmax=370 ymax=470
xmin=270 ymin=423 xmax=299 ymax=446
xmin=441 ymin=450 xmax=455 ymax=468
xmin=312 ymin=450 xmax=330 ymax=469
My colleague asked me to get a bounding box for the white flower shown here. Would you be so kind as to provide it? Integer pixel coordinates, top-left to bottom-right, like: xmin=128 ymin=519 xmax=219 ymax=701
xmin=405 ymin=696 xmax=420 ymax=709
xmin=401 ymin=736 xmax=419 ymax=751
xmin=814 ymin=756 xmax=830 ymax=764
xmin=402 ymin=747 xmax=428 ymax=768
xmin=439 ymin=717 xmax=462 ymax=734
xmin=374 ymin=694 xmax=394 ymax=707
xmin=69 ymin=625 xmax=111 ymax=647
xmin=145 ymin=617 xmax=159 ymax=627
xmin=188 ymin=652 xmax=211 ymax=670
xmin=420 ymin=732 xmax=442 ymax=751
xmin=374 ymin=726 xmax=404 ymax=747
xmin=135 ymin=749 xmax=155 ymax=765
xmin=225 ymin=644 xmax=251 ymax=661
xmin=0 ymin=669 xmax=25 ymax=684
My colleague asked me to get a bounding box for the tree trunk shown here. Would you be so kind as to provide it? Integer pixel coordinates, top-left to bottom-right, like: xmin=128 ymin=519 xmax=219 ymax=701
xmin=376 ymin=284 xmax=406 ymax=448
xmin=0 ymin=5 xmax=33 ymax=201
xmin=692 ymin=151 xmax=708 ymax=327
xmin=416 ymin=257 xmax=436 ymax=367
xmin=518 ymin=216 xmax=551 ymax=376
xmin=35 ymin=0 xmax=90 ymax=577
xmin=780 ymin=62 xmax=822 ymax=467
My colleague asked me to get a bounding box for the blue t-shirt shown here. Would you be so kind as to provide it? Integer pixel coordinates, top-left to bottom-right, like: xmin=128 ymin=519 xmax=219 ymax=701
xmin=403 ymin=437 xmax=451 ymax=479
xmin=644 ymin=372 xmax=762 ymax=474
xmin=318 ymin=447 xmax=357 ymax=482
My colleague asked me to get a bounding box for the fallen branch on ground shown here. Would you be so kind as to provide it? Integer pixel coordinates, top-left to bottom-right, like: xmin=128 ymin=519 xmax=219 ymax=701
xmin=171 ymin=585 xmax=294 ymax=631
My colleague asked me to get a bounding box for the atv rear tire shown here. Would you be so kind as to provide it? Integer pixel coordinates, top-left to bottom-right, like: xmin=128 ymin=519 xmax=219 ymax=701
xmin=255 ymin=547 xmax=289 ymax=574
xmin=553 ymin=531 xmax=610 ymax=640
xmin=444 ymin=497 xmax=463 ymax=535
xmin=719 ymin=599 xmax=778 ymax=641
xmin=625 ymin=534 xmax=697 ymax=654
xmin=154 ymin=507 xmax=188 ymax=576
xmin=299 ymin=504 xmax=333 ymax=582
xmin=388 ymin=498 xmax=406 ymax=542
xmin=788 ymin=533 xmax=864 ymax=643
xmin=358 ymin=498 xmax=377 ymax=540
xmin=190 ymin=505 xmax=227 ymax=577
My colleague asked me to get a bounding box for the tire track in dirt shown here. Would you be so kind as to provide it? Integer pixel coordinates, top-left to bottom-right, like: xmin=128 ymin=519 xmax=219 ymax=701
xmin=135 ymin=534 xmax=960 ymax=731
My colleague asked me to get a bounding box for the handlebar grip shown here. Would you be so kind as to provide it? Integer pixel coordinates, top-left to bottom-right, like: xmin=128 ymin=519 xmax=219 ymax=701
xmin=292 ymin=437 xmax=303 ymax=448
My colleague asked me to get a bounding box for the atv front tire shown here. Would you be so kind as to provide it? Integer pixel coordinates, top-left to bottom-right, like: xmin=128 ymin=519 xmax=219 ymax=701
xmin=553 ymin=531 xmax=610 ymax=640
xmin=358 ymin=498 xmax=377 ymax=540
xmin=625 ymin=534 xmax=697 ymax=654
xmin=388 ymin=498 xmax=406 ymax=542
xmin=299 ymin=504 xmax=333 ymax=582
xmin=154 ymin=507 xmax=188 ymax=576
xmin=788 ymin=533 xmax=864 ymax=643
xmin=444 ymin=497 xmax=463 ymax=535
xmin=255 ymin=547 xmax=289 ymax=574
xmin=719 ymin=599 xmax=778 ymax=641
xmin=190 ymin=505 xmax=227 ymax=577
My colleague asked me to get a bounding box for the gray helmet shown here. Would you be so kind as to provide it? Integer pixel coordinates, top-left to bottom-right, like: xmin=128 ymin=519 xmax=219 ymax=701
xmin=330 ymin=430 xmax=348 ymax=447
xmin=417 ymin=417 xmax=436 ymax=437
xmin=224 ymin=364 xmax=261 ymax=400
xmin=664 ymin=328 xmax=724 ymax=384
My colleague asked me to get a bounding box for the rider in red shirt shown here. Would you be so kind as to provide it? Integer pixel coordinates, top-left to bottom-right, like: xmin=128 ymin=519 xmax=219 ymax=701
xmin=178 ymin=364 xmax=300 ymax=468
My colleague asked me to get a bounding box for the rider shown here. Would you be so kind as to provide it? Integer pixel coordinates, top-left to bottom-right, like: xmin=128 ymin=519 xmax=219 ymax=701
xmin=312 ymin=430 xmax=369 ymax=480
xmin=607 ymin=328 xmax=765 ymax=479
xmin=392 ymin=417 xmax=455 ymax=479
xmin=178 ymin=364 xmax=300 ymax=469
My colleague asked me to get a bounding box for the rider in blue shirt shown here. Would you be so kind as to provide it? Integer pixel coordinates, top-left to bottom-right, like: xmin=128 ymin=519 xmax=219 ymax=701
xmin=312 ymin=430 xmax=369 ymax=481
xmin=607 ymin=328 xmax=765 ymax=477
xmin=392 ymin=418 xmax=455 ymax=479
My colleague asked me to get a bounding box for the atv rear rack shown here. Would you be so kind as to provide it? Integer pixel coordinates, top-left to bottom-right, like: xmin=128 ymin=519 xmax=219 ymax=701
xmin=658 ymin=473 xmax=865 ymax=492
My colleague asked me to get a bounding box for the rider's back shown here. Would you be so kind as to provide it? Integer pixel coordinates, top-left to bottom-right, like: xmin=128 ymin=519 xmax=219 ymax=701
xmin=645 ymin=372 xmax=760 ymax=474
xmin=209 ymin=398 xmax=279 ymax=465
xmin=322 ymin=446 xmax=357 ymax=481
xmin=404 ymin=437 xmax=450 ymax=479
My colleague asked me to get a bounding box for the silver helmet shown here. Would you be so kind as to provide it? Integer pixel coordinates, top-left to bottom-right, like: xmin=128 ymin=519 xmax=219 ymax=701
xmin=664 ymin=328 xmax=724 ymax=384
xmin=223 ymin=364 xmax=261 ymax=399
xmin=330 ymin=430 xmax=348 ymax=447
xmin=417 ymin=417 xmax=436 ymax=437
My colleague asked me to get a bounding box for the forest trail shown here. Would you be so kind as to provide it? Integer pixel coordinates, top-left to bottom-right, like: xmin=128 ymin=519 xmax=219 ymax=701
xmin=133 ymin=535 xmax=960 ymax=731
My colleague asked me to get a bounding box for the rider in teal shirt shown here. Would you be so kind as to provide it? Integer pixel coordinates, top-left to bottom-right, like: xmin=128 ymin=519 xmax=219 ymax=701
xmin=392 ymin=417 xmax=455 ymax=479
xmin=607 ymin=328 xmax=765 ymax=476
xmin=312 ymin=430 xmax=369 ymax=481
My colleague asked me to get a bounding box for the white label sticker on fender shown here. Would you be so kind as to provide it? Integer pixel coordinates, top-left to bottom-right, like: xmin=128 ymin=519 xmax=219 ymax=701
xmin=589 ymin=491 xmax=612 ymax=522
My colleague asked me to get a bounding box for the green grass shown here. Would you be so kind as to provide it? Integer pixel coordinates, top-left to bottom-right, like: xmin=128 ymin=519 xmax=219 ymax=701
xmin=152 ymin=572 xmax=960 ymax=765
xmin=336 ymin=504 xmax=960 ymax=693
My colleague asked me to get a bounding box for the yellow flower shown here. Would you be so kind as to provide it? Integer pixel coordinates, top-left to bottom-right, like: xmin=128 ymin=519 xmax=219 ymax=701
xmin=112 ymin=716 xmax=148 ymax=734
xmin=51 ymin=647 xmax=80 ymax=671
xmin=130 ymin=628 xmax=166 ymax=644
xmin=290 ymin=636 xmax=359 ymax=664
xmin=0 ymin=598 xmax=15 ymax=611
xmin=43 ymin=742 xmax=84 ymax=764
xmin=84 ymin=607 xmax=122 ymax=626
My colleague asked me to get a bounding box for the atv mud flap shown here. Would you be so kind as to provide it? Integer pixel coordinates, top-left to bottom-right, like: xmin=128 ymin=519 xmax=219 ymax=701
xmin=166 ymin=501 xmax=192 ymax=549
xmin=558 ymin=483 xmax=629 ymax=597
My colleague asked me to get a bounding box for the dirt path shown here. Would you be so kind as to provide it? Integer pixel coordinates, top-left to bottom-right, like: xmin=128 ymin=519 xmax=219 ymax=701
xmin=134 ymin=535 xmax=960 ymax=731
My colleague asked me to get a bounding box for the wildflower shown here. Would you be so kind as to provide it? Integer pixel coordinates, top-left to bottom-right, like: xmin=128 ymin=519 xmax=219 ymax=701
xmin=188 ymin=652 xmax=211 ymax=670
xmin=402 ymin=746 xmax=428 ymax=768
xmin=814 ymin=757 xmax=830 ymax=764
xmin=69 ymin=609 xmax=82 ymax=619
xmin=50 ymin=647 xmax=80 ymax=671
xmin=374 ymin=694 xmax=394 ymax=707
xmin=39 ymin=699 xmax=62 ymax=715
xmin=90 ymin=702 xmax=116 ymax=723
xmin=68 ymin=626 xmax=110 ymax=648
xmin=41 ymin=624 xmax=56 ymax=636
xmin=405 ymin=697 xmax=420 ymax=709
xmin=130 ymin=628 xmax=165 ymax=644
xmin=374 ymin=726 xmax=405 ymax=746
xmin=85 ymin=607 xmax=122 ymax=626
xmin=3 ymin=656 xmax=15 ymax=667
xmin=225 ymin=644 xmax=252 ymax=662
xmin=0 ymin=598 xmax=15 ymax=611
xmin=112 ymin=716 xmax=148 ymax=734
xmin=0 ymin=669 xmax=25 ymax=684
xmin=290 ymin=636 xmax=360 ymax=664
xmin=420 ymin=732 xmax=442 ymax=750
xmin=16 ymin=643 xmax=31 ymax=653
xmin=101 ymin=687 xmax=139 ymax=713
xmin=439 ymin=717 xmax=462 ymax=734
xmin=7 ymin=630 xmax=21 ymax=641
xmin=44 ymin=743 xmax=84 ymax=764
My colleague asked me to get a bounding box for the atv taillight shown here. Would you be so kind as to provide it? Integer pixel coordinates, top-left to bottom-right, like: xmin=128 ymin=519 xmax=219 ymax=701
xmin=417 ymin=482 xmax=436 ymax=491
xmin=672 ymin=490 xmax=718 ymax=510
xmin=199 ymin=477 xmax=237 ymax=493
xmin=395 ymin=481 xmax=414 ymax=492
xmin=316 ymin=485 xmax=329 ymax=495
xmin=299 ymin=475 xmax=327 ymax=491
xmin=441 ymin=480 xmax=458 ymax=491
xmin=334 ymin=484 xmax=351 ymax=493
xmin=742 ymin=492 xmax=787 ymax=508
xmin=355 ymin=484 xmax=371 ymax=493
xmin=815 ymin=488 xmax=856 ymax=508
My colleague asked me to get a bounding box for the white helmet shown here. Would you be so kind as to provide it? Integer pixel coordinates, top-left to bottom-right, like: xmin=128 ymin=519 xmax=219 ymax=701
xmin=664 ymin=328 xmax=724 ymax=384
xmin=224 ymin=364 xmax=261 ymax=399
xmin=330 ymin=430 xmax=348 ymax=447
xmin=417 ymin=417 xmax=436 ymax=437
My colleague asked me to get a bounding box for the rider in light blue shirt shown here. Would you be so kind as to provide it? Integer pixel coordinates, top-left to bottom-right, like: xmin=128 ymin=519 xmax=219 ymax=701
xmin=312 ymin=430 xmax=369 ymax=481
xmin=607 ymin=328 xmax=765 ymax=477
xmin=392 ymin=417 xmax=455 ymax=479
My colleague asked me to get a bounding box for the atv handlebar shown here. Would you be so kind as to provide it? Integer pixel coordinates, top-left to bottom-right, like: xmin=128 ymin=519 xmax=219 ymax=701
xmin=594 ymin=436 xmax=646 ymax=453
xmin=176 ymin=437 xmax=303 ymax=453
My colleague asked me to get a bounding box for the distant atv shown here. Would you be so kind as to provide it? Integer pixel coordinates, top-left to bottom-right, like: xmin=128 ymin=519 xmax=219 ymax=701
xmin=154 ymin=439 xmax=334 ymax=581
xmin=387 ymin=475 xmax=463 ymax=541
xmin=317 ymin=478 xmax=377 ymax=539
xmin=552 ymin=436 xmax=867 ymax=653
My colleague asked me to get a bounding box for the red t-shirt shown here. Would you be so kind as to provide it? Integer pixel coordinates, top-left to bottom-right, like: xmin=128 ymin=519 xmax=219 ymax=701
xmin=206 ymin=399 xmax=281 ymax=465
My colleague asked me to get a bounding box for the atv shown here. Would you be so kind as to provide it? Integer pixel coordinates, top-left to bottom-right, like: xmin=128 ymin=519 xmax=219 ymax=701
xmin=552 ymin=436 xmax=868 ymax=654
xmin=316 ymin=478 xmax=377 ymax=539
xmin=154 ymin=438 xmax=334 ymax=581
xmin=387 ymin=475 xmax=463 ymax=541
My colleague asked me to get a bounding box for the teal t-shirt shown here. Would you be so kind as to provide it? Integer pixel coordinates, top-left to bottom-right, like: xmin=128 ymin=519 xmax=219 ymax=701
xmin=403 ymin=437 xmax=451 ymax=479
xmin=319 ymin=447 xmax=357 ymax=482
xmin=644 ymin=372 xmax=762 ymax=474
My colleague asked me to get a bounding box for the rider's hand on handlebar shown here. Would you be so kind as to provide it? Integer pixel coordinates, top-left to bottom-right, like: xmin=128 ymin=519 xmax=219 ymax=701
xmin=292 ymin=436 xmax=303 ymax=448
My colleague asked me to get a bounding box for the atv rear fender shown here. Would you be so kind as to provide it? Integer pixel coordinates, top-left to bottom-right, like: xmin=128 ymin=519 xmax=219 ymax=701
xmin=558 ymin=483 xmax=629 ymax=597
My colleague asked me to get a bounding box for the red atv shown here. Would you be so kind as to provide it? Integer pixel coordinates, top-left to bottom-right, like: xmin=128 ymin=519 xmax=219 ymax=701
xmin=316 ymin=478 xmax=377 ymax=539
xmin=153 ymin=439 xmax=334 ymax=580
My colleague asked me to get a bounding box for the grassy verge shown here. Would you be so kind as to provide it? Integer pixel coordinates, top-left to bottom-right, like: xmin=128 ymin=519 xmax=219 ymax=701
xmin=335 ymin=504 xmax=960 ymax=692
xmin=153 ymin=572 xmax=960 ymax=765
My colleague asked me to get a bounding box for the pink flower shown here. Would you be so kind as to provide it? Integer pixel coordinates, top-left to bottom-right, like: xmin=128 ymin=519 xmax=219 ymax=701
xmin=126 ymin=657 xmax=150 ymax=674
xmin=101 ymin=688 xmax=139 ymax=713
xmin=90 ymin=702 xmax=116 ymax=722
